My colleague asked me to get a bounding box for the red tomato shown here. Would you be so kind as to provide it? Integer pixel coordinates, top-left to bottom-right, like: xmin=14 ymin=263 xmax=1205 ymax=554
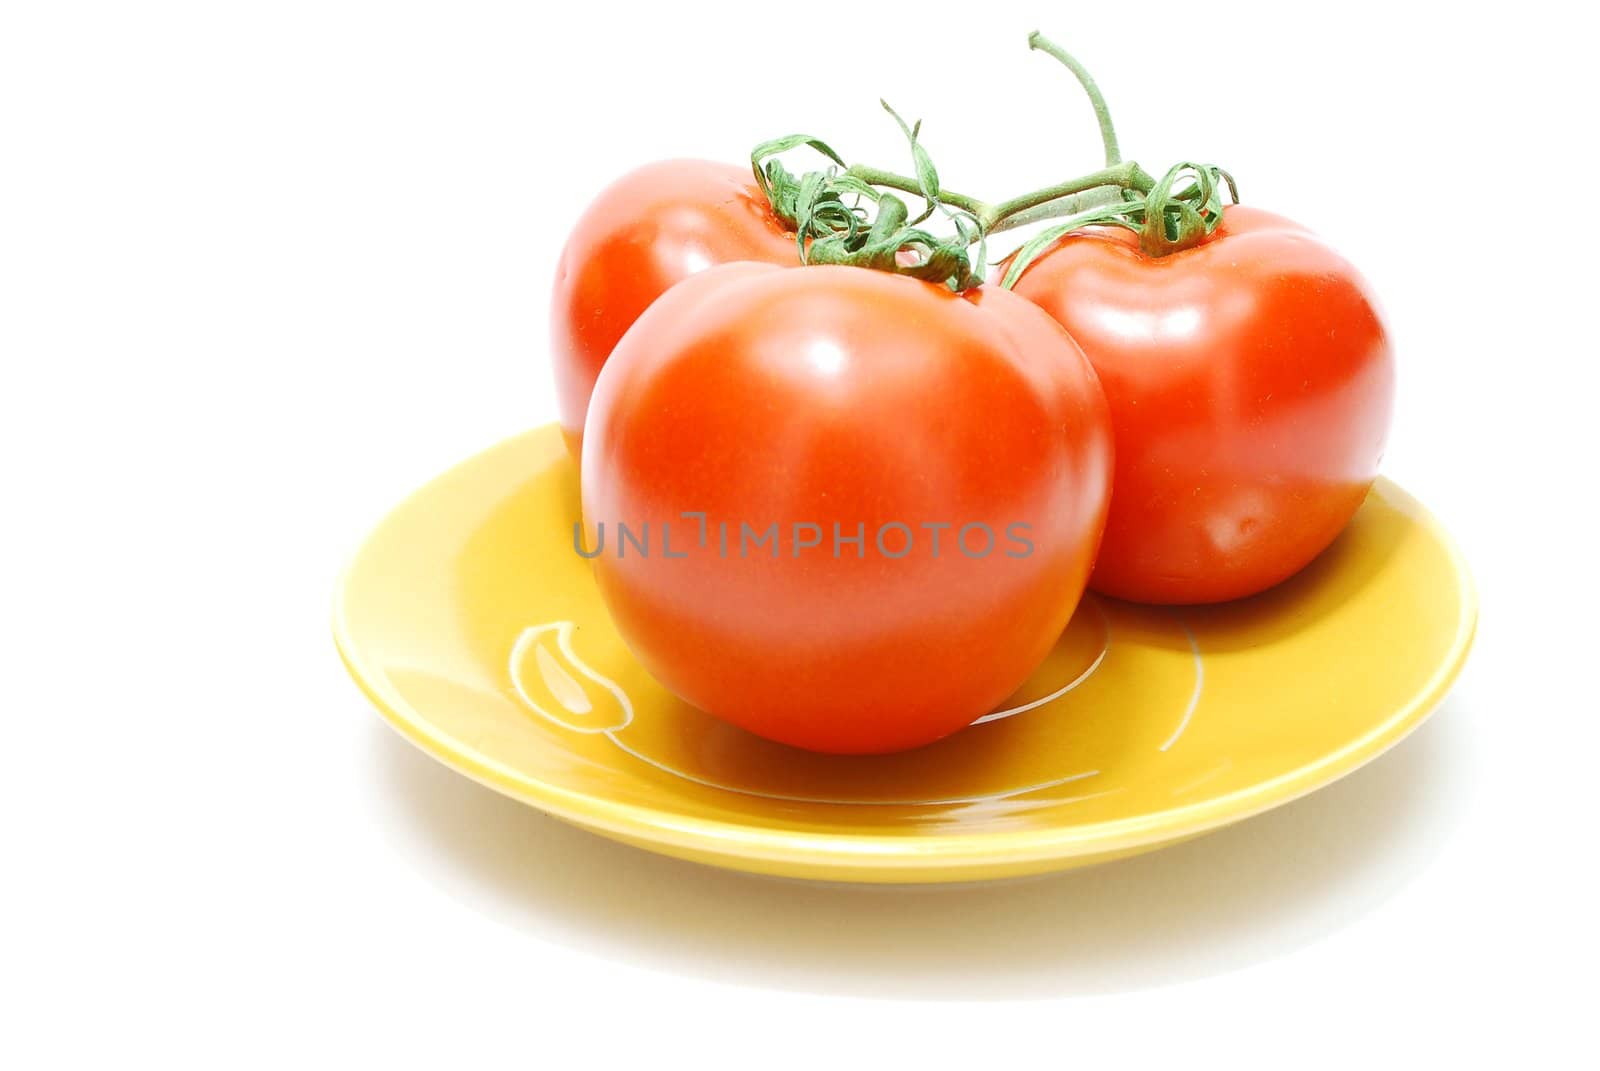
xmin=1009 ymin=205 xmax=1395 ymax=604
xmin=582 ymin=263 xmax=1113 ymax=754
xmin=550 ymin=160 xmax=797 ymax=457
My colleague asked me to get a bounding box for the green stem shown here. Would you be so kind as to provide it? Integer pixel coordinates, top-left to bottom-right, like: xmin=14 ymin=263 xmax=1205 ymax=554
xmin=845 ymin=161 xmax=1152 ymax=233
xmin=1027 ymin=31 xmax=1121 ymax=168
xmin=984 ymin=162 xmax=1152 ymax=230
xmin=844 ymin=163 xmax=990 ymax=219
xmin=750 ymin=31 xmax=1237 ymax=289
xmin=986 ymin=187 xmax=1126 ymax=234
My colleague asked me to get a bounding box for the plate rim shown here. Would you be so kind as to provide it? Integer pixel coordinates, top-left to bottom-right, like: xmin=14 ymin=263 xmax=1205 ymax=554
xmin=333 ymin=428 xmax=1478 ymax=877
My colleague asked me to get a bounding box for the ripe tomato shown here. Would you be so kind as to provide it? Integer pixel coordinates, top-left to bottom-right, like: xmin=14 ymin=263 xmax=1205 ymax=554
xmin=1009 ymin=205 xmax=1395 ymax=604
xmin=582 ymin=263 xmax=1113 ymax=754
xmin=550 ymin=160 xmax=797 ymax=457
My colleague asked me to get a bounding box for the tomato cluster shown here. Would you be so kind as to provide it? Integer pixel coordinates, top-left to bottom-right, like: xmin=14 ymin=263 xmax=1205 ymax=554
xmin=549 ymin=38 xmax=1393 ymax=754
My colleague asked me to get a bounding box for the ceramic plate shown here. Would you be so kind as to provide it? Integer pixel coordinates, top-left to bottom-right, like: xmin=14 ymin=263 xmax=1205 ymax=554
xmin=334 ymin=425 xmax=1475 ymax=883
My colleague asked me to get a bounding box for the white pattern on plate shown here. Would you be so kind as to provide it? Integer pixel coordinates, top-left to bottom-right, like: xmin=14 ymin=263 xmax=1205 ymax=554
xmin=507 ymin=601 xmax=1206 ymax=806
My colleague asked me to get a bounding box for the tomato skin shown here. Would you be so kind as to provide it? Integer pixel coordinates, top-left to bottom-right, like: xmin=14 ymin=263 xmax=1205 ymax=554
xmin=582 ymin=263 xmax=1112 ymax=754
xmin=550 ymin=160 xmax=797 ymax=457
xmin=1009 ymin=205 xmax=1395 ymax=604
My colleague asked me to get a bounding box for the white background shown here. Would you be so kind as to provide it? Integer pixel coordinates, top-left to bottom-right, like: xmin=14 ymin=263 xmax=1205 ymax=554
xmin=3 ymin=0 xmax=1596 ymax=1065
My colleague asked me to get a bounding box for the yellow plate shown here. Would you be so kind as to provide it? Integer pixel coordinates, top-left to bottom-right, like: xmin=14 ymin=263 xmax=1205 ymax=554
xmin=334 ymin=424 xmax=1476 ymax=883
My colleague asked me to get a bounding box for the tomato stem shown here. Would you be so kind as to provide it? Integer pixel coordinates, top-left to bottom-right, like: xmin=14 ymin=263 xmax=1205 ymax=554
xmin=1027 ymin=32 xmax=1122 ymax=169
xmin=985 ymin=162 xmax=1154 ymax=231
xmin=844 ymin=161 xmax=1152 ymax=234
xmin=841 ymin=163 xmax=989 ymax=219
xmin=748 ymin=33 xmax=1239 ymax=289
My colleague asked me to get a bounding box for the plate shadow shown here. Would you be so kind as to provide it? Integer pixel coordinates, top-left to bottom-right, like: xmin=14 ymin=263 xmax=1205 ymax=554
xmin=368 ymin=699 xmax=1471 ymax=1000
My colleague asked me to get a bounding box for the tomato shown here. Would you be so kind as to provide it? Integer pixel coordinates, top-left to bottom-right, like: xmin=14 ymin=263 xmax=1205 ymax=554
xmin=550 ymin=160 xmax=797 ymax=457
xmin=1008 ymin=205 xmax=1395 ymax=604
xmin=581 ymin=263 xmax=1113 ymax=754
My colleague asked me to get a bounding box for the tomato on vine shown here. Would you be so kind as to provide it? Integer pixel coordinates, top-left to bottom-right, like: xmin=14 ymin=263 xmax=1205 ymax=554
xmin=997 ymin=34 xmax=1395 ymax=604
xmin=1007 ymin=205 xmax=1393 ymax=604
xmin=556 ymin=30 xmax=1398 ymax=755
xmin=732 ymin=34 xmax=1394 ymax=605
xmin=550 ymin=160 xmax=796 ymax=457
xmin=582 ymin=262 xmax=1112 ymax=754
